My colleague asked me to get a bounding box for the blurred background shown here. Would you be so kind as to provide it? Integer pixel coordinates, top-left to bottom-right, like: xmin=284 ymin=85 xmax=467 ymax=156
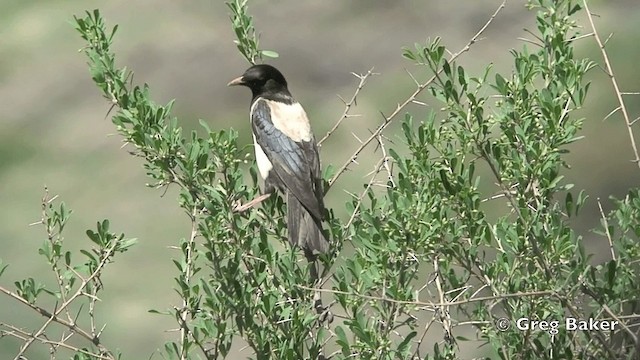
xmin=1 ymin=0 xmax=639 ymax=358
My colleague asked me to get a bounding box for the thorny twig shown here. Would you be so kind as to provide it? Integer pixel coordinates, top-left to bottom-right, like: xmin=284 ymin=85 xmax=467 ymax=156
xmin=296 ymin=284 xmax=553 ymax=310
xmin=597 ymin=198 xmax=616 ymax=261
xmin=179 ymin=204 xmax=200 ymax=360
xmin=6 ymin=244 xmax=118 ymax=360
xmin=0 ymin=323 xmax=112 ymax=360
xmin=433 ymin=257 xmax=453 ymax=344
xmin=583 ymin=0 xmax=640 ymax=168
xmin=318 ymin=68 xmax=378 ymax=146
xmin=325 ymin=0 xmax=508 ymax=192
xmin=344 ymin=157 xmax=387 ymax=230
xmin=1 ymin=189 xmax=117 ymax=360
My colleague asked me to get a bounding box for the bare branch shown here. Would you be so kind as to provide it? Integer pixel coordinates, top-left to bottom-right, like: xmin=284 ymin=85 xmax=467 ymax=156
xmin=0 ymin=323 xmax=111 ymax=360
xmin=296 ymin=284 xmax=553 ymax=310
xmin=318 ymin=68 xmax=377 ymax=146
xmin=179 ymin=204 xmax=200 ymax=360
xmin=0 ymin=286 xmax=100 ymax=348
xmin=375 ymin=133 xmax=395 ymax=188
xmin=433 ymin=257 xmax=453 ymax=344
xmin=4 ymin=243 xmax=117 ymax=360
xmin=326 ymin=0 xmax=508 ymax=191
xmin=597 ymin=198 xmax=616 ymax=261
xmin=344 ymin=157 xmax=387 ymax=230
xmin=583 ymin=0 xmax=640 ymax=168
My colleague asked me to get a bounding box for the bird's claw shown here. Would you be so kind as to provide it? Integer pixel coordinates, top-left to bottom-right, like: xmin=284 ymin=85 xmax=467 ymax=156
xmin=232 ymin=193 xmax=272 ymax=213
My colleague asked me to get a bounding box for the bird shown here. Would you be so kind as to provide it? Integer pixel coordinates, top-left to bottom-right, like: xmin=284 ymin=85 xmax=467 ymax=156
xmin=227 ymin=64 xmax=329 ymax=256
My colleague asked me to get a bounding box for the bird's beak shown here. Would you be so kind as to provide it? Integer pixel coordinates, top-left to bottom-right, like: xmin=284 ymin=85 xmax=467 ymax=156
xmin=227 ymin=76 xmax=245 ymax=86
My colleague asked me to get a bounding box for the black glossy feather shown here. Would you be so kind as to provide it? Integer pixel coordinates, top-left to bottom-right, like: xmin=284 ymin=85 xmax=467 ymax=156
xmin=251 ymin=99 xmax=324 ymax=220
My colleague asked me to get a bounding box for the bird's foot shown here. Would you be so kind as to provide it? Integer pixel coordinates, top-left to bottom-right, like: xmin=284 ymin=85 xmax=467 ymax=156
xmin=316 ymin=303 xmax=334 ymax=325
xmin=232 ymin=193 xmax=272 ymax=213
xmin=313 ymin=291 xmax=334 ymax=325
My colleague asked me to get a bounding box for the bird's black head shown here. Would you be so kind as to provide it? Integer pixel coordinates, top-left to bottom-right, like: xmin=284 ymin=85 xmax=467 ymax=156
xmin=227 ymin=64 xmax=292 ymax=102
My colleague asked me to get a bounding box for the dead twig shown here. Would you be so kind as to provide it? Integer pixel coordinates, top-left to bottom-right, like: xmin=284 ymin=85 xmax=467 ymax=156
xmin=326 ymin=0 xmax=508 ymax=192
xmin=583 ymin=0 xmax=640 ymax=168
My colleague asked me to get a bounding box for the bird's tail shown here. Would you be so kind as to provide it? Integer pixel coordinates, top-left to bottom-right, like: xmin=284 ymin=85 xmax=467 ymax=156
xmin=286 ymin=192 xmax=329 ymax=255
xmin=287 ymin=192 xmax=333 ymax=324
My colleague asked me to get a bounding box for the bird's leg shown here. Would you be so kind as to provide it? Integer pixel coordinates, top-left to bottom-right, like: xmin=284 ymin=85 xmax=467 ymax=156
xmin=232 ymin=192 xmax=272 ymax=213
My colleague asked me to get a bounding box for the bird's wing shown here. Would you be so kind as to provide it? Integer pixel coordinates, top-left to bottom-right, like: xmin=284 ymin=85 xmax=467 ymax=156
xmin=251 ymin=98 xmax=324 ymax=219
xmin=302 ymin=136 xmax=325 ymax=212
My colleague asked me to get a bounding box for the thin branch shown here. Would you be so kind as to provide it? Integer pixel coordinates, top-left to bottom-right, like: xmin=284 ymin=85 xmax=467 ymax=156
xmin=411 ymin=315 xmax=437 ymax=359
xmin=344 ymin=157 xmax=387 ymax=230
xmin=2 ymin=189 xmax=115 ymax=359
xmin=318 ymin=68 xmax=377 ymax=146
xmin=583 ymin=0 xmax=640 ymax=168
xmin=568 ymin=290 xmax=634 ymax=359
xmin=0 ymin=324 xmax=112 ymax=360
xmin=602 ymin=106 xmax=621 ymax=122
xmin=326 ymin=0 xmax=508 ymax=191
xmin=567 ymin=32 xmax=594 ymax=42
xmin=596 ymin=198 xmax=616 ymax=261
xmin=38 ymin=189 xmax=71 ymax=324
xmin=433 ymin=257 xmax=453 ymax=344
xmin=375 ymin=134 xmax=395 ymax=188
xmin=11 ymin=239 xmax=119 ymax=360
xmin=295 ymin=284 xmax=553 ymax=309
xmin=599 ymin=303 xmax=639 ymax=347
xmin=179 ymin=204 xmax=199 ymax=360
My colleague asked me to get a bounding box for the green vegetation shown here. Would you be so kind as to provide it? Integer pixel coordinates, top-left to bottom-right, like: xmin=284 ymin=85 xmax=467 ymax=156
xmin=1 ymin=0 xmax=639 ymax=359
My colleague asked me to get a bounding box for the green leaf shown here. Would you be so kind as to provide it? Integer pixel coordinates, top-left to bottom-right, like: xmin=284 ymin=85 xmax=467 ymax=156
xmin=335 ymin=325 xmax=350 ymax=355
xmin=323 ymin=164 xmax=336 ymax=181
xmin=80 ymin=249 xmax=97 ymax=262
xmin=397 ymin=331 xmax=417 ymax=353
xmin=607 ymin=260 xmax=617 ymax=287
xmin=260 ymin=50 xmax=279 ymax=58
xmin=119 ymin=238 xmax=138 ymax=251
xmin=164 ymin=342 xmax=180 ymax=360
xmin=0 ymin=259 xmax=7 ymax=278
xmin=148 ymin=309 xmax=172 ymax=315
xmin=402 ymin=48 xmax=416 ymax=61
xmin=494 ymin=73 xmax=507 ymax=94
xmin=565 ymin=192 xmax=574 ymax=217
xmin=86 ymin=230 xmax=101 ymax=246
